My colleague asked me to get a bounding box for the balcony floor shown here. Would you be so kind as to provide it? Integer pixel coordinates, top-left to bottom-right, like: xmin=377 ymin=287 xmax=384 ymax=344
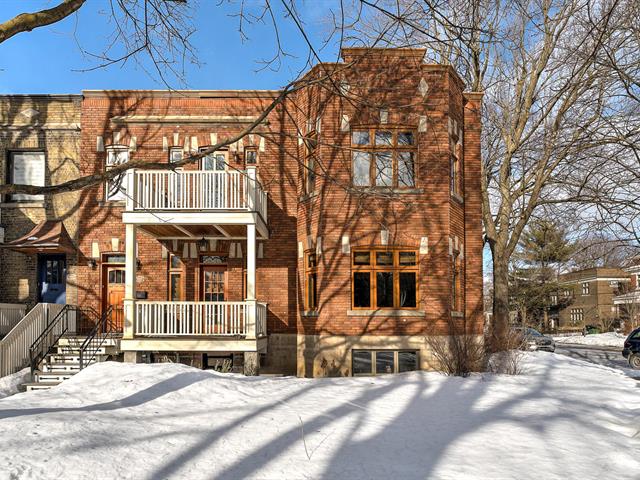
xmin=120 ymin=336 xmax=268 ymax=353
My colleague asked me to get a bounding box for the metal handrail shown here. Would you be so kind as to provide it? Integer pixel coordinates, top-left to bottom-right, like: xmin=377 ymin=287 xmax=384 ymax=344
xmin=79 ymin=306 xmax=116 ymax=370
xmin=29 ymin=305 xmax=75 ymax=376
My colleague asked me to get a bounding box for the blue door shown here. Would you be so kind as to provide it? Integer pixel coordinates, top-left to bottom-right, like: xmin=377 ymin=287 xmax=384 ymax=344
xmin=38 ymin=254 xmax=66 ymax=304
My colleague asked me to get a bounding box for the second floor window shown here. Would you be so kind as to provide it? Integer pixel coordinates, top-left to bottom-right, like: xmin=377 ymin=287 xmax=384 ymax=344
xmin=8 ymin=151 xmax=45 ymax=202
xmin=169 ymin=147 xmax=183 ymax=164
xmin=352 ymin=249 xmax=418 ymax=310
xmin=582 ymin=282 xmax=590 ymax=295
xmin=303 ymin=132 xmax=317 ymax=195
xmin=105 ymin=146 xmax=129 ymax=201
xmin=168 ymin=254 xmax=183 ymax=301
xmin=351 ymin=129 xmax=415 ymax=188
xmin=570 ymin=308 xmax=584 ymax=324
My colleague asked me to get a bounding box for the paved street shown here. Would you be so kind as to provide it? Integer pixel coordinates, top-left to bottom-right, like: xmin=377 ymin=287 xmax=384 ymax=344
xmin=555 ymin=344 xmax=633 ymax=372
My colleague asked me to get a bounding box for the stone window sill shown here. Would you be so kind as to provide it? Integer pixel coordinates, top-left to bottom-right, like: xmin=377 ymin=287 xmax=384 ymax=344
xmin=301 ymin=310 xmax=319 ymax=317
xmin=356 ymin=187 xmax=424 ymax=195
xmin=451 ymin=311 xmax=464 ymax=318
xmin=0 ymin=202 xmax=45 ymax=208
xmin=347 ymin=309 xmax=426 ymax=317
xmin=97 ymin=200 xmax=126 ymax=207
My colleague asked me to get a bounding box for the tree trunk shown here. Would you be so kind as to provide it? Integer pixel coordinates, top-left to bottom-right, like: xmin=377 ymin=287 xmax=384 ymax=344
xmin=490 ymin=244 xmax=510 ymax=351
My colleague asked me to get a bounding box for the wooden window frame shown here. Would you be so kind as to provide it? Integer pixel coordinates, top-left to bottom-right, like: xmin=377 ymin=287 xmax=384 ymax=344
xmin=304 ymin=251 xmax=318 ymax=311
xmin=350 ymin=128 xmax=416 ymax=188
xmin=303 ymin=131 xmax=317 ymax=195
xmin=351 ymin=248 xmax=419 ymax=310
xmin=168 ymin=254 xmax=184 ymax=301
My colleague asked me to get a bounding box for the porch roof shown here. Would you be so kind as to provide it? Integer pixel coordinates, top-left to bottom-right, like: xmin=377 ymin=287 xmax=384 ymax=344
xmin=0 ymin=220 xmax=75 ymax=255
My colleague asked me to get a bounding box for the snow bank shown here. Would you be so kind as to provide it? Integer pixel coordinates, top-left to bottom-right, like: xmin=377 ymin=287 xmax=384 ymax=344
xmin=0 ymin=368 xmax=29 ymax=399
xmin=0 ymin=354 xmax=638 ymax=480
xmin=553 ymin=332 xmax=627 ymax=348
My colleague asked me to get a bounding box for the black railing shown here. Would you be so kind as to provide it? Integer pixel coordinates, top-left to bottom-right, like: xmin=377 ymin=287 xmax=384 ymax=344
xmin=29 ymin=305 xmax=77 ymax=377
xmin=79 ymin=306 xmax=117 ymax=370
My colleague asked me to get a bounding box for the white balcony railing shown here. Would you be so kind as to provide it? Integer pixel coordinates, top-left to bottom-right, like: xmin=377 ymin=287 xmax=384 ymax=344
xmin=126 ymin=169 xmax=268 ymax=221
xmin=135 ymin=301 xmax=267 ymax=338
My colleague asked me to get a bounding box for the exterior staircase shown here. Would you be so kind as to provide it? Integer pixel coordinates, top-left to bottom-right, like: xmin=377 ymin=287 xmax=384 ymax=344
xmin=23 ymin=336 xmax=120 ymax=391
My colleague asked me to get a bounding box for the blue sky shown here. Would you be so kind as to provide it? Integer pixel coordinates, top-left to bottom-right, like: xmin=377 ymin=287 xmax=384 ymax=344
xmin=0 ymin=1 xmax=340 ymax=93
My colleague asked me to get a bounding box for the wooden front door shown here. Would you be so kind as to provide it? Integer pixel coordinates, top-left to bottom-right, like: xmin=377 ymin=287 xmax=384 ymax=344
xmin=201 ymin=266 xmax=226 ymax=302
xmin=105 ymin=266 xmax=126 ymax=331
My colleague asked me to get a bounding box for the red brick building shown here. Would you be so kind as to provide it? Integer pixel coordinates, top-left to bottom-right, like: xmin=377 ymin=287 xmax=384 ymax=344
xmin=1 ymin=48 xmax=483 ymax=377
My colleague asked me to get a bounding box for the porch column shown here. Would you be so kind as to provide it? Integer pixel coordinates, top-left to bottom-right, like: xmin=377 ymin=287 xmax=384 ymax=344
xmin=246 ymin=166 xmax=257 ymax=211
xmin=123 ymin=223 xmax=137 ymax=341
xmin=245 ymin=223 xmax=257 ymax=340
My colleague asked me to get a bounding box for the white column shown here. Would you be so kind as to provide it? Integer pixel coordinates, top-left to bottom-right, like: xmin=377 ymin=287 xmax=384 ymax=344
xmin=246 ymin=166 xmax=257 ymax=211
xmin=123 ymin=223 xmax=137 ymax=340
xmin=245 ymin=223 xmax=257 ymax=339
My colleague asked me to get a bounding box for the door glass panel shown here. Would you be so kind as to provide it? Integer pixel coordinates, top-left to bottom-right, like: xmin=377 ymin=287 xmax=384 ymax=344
xmin=203 ymin=270 xmax=225 ymax=302
xmin=170 ymin=274 xmax=182 ymax=301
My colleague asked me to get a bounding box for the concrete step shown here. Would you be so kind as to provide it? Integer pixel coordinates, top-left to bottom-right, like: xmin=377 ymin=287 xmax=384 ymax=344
xmin=24 ymin=382 xmax=61 ymax=391
xmin=56 ymin=346 xmax=112 ymax=355
xmin=35 ymin=371 xmax=75 ymax=383
xmin=47 ymin=353 xmax=105 ymax=364
xmin=59 ymin=337 xmax=120 ymax=348
xmin=41 ymin=362 xmax=81 ymax=373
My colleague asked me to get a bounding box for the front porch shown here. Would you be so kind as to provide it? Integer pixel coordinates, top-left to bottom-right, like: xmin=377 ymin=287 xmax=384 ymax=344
xmin=118 ymin=166 xmax=269 ymax=358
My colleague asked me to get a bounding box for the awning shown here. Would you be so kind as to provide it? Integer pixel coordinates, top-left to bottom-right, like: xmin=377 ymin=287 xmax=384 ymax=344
xmin=0 ymin=220 xmax=75 ymax=254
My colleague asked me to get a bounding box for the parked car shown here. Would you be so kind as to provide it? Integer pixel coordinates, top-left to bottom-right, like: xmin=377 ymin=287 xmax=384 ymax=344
xmin=512 ymin=327 xmax=556 ymax=352
xmin=622 ymin=327 xmax=640 ymax=369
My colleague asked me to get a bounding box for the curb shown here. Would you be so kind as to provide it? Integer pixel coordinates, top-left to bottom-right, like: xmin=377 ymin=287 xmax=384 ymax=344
xmin=554 ymin=343 xmax=622 ymax=353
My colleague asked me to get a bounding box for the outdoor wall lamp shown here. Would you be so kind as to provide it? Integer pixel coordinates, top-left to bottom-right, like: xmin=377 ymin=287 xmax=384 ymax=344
xmin=87 ymin=258 xmax=97 ymax=269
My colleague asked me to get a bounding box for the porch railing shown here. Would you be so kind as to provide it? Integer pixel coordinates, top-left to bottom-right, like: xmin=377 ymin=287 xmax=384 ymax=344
xmin=0 ymin=303 xmax=64 ymax=377
xmin=0 ymin=303 xmax=26 ymax=337
xmin=127 ymin=169 xmax=268 ymax=220
xmin=135 ymin=301 xmax=268 ymax=338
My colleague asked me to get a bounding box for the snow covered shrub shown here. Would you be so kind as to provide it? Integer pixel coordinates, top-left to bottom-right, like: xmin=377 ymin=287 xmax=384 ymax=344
xmin=485 ymin=329 xmax=526 ymax=375
xmin=425 ymin=318 xmax=485 ymax=377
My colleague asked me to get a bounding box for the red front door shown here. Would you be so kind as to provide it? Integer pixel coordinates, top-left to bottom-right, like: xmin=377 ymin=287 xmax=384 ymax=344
xmin=104 ymin=266 xmax=125 ymax=332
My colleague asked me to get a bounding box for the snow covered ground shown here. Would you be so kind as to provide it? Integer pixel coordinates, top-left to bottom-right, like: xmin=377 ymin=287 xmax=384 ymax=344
xmin=0 ymin=368 xmax=29 ymax=399
xmin=553 ymin=332 xmax=627 ymax=348
xmin=0 ymin=353 xmax=638 ymax=480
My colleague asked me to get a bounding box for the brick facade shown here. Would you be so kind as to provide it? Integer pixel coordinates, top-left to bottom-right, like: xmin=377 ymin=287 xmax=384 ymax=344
xmin=0 ymin=49 xmax=483 ymax=377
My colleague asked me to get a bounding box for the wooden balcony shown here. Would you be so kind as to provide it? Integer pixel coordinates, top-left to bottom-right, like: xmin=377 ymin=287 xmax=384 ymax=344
xmin=120 ymin=300 xmax=268 ymax=354
xmin=122 ymin=167 xmax=268 ymax=240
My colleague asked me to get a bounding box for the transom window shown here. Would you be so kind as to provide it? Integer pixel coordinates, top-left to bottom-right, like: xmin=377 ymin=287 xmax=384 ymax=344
xmin=352 ymin=249 xmax=418 ymax=310
xmin=351 ymin=129 xmax=415 ymax=188
xmin=105 ymin=146 xmax=130 ymax=201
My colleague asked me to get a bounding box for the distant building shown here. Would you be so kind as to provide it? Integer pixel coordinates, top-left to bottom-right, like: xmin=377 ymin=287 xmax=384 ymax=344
xmin=554 ymin=267 xmax=630 ymax=328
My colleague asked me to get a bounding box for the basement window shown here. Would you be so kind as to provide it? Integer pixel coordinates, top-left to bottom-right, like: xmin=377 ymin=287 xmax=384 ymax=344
xmin=352 ymin=350 xmax=418 ymax=376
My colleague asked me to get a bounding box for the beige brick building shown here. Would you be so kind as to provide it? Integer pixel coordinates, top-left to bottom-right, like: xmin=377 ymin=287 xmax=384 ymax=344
xmin=0 ymin=95 xmax=81 ymax=308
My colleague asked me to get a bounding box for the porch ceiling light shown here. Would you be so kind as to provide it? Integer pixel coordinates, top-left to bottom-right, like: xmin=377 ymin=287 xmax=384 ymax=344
xmin=197 ymin=237 xmax=208 ymax=251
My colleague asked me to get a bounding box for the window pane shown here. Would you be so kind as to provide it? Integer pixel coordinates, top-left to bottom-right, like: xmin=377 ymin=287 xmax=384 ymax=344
xmin=376 ymin=272 xmax=394 ymax=308
xmin=353 ymin=350 xmax=372 ymax=375
xmin=398 ymin=351 xmax=417 ymax=372
xmin=376 ymin=252 xmax=393 ymax=266
xmin=170 ymin=255 xmax=181 ymax=269
xmin=352 ymin=151 xmax=371 ymax=186
xmin=353 ymin=272 xmax=371 ymax=308
xmin=352 ymin=131 xmax=370 ymax=145
xmin=307 ymin=253 xmax=317 ymax=268
xmin=170 ymin=274 xmax=182 ymax=301
xmin=11 ymin=152 xmax=45 ymax=201
xmin=169 ymin=149 xmax=183 ymax=163
xmin=375 ymin=131 xmax=393 ymax=146
xmin=353 ymin=251 xmax=370 ymax=266
xmin=106 ymin=149 xmax=129 ymax=166
xmin=107 ymin=172 xmax=127 ymax=201
xmin=398 ymin=152 xmax=415 ymax=187
xmin=375 ymin=351 xmax=395 ymax=374
xmin=307 ymin=273 xmax=317 ymax=309
xmin=400 ymin=272 xmax=417 ymax=308
xmin=245 ymin=150 xmax=257 ymax=164
xmin=375 ymin=152 xmax=393 ymax=186
xmin=399 ymin=251 xmax=416 ymax=266
xmin=397 ymin=132 xmax=414 ymax=145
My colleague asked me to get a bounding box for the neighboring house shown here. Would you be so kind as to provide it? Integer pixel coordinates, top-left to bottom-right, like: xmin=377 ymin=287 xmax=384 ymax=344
xmin=0 ymin=95 xmax=82 ymax=308
xmin=612 ymin=259 xmax=640 ymax=330
xmin=0 ymin=48 xmax=484 ymax=378
xmin=554 ymin=267 xmax=630 ymax=328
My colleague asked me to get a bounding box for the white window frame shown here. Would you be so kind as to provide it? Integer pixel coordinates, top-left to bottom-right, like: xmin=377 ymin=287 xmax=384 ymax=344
xmin=169 ymin=147 xmax=183 ymax=164
xmin=8 ymin=151 xmax=45 ymax=202
xmin=582 ymin=282 xmax=590 ymax=296
xmin=105 ymin=146 xmax=130 ymax=202
xmin=200 ymin=148 xmax=227 ymax=171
